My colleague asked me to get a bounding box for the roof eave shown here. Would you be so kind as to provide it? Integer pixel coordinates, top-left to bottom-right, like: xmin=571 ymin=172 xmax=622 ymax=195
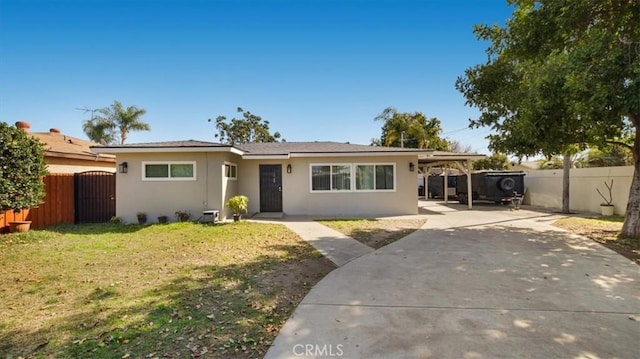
xmin=289 ymin=151 xmax=430 ymax=158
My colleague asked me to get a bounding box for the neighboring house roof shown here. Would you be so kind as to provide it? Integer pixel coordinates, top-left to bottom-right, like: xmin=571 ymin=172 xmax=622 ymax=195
xmin=20 ymin=124 xmax=116 ymax=163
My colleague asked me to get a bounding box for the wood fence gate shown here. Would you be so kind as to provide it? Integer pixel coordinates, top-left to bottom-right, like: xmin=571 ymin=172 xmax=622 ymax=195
xmin=74 ymin=171 xmax=116 ymax=223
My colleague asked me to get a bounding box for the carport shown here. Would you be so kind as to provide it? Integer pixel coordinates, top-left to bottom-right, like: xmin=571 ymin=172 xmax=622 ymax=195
xmin=418 ymin=151 xmax=486 ymax=209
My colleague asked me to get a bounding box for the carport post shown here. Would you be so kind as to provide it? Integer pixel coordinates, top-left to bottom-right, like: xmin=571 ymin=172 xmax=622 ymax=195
xmin=443 ymin=167 xmax=448 ymax=204
xmin=466 ymin=159 xmax=473 ymax=209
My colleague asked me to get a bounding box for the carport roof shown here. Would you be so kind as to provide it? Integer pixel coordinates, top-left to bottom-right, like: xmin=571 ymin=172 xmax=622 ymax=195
xmin=418 ymin=150 xmax=486 ymax=166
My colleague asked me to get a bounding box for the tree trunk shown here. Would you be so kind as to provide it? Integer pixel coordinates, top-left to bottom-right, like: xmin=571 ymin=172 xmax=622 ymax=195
xmin=621 ymin=118 xmax=640 ymax=240
xmin=562 ymin=155 xmax=571 ymax=214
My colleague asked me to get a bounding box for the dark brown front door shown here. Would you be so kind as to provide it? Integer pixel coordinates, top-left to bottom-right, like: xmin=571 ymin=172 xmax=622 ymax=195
xmin=259 ymin=165 xmax=282 ymax=212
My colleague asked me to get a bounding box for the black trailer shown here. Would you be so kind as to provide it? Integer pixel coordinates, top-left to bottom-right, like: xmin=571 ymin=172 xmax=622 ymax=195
xmin=427 ymin=175 xmax=457 ymax=199
xmin=456 ymin=171 xmax=525 ymax=204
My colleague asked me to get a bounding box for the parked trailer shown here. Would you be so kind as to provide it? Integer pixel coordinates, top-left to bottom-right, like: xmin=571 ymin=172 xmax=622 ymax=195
xmin=456 ymin=171 xmax=525 ymax=204
xmin=427 ymin=175 xmax=457 ymax=199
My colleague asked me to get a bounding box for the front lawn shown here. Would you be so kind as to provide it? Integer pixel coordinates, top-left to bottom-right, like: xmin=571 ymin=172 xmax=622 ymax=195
xmin=318 ymin=219 xmax=426 ymax=249
xmin=0 ymin=222 xmax=334 ymax=358
xmin=553 ymin=216 xmax=639 ymax=264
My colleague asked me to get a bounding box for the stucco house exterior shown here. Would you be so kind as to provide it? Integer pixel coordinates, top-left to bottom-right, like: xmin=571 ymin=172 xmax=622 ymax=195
xmin=93 ymin=140 xmax=433 ymax=222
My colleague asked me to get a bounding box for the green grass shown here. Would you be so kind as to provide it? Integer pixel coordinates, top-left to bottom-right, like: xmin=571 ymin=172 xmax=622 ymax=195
xmin=0 ymin=222 xmax=333 ymax=358
xmin=317 ymin=219 xmax=426 ymax=249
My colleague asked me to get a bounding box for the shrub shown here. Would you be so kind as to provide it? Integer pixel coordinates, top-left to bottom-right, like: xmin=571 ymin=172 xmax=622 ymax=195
xmin=226 ymin=195 xmax=249 ymax=215
xmin=175 ymin=210 xmax=191 ymax=222
xmin=0 ymin=122 xmax=48 ymax=213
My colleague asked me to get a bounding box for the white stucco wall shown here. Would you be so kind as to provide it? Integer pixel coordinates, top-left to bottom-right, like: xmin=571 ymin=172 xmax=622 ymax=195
xmin=524 ymin=166 xmax=633 ymax=215
xmin=114 ymin=152 xmax=241 ymax=223
xmin=238 ymin=155 xmax=419 ymax=217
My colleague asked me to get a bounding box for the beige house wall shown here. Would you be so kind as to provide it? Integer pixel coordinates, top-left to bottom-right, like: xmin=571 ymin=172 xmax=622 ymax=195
xmin=524 ymin=166 xmax=633 ymax=215
xmin=46 ymin=157 xmax=116 ymax=174
xmin=114 ymin=152 xmax=241 ymax=223
xmin=238 ymin=155 xmax=419 ymax=217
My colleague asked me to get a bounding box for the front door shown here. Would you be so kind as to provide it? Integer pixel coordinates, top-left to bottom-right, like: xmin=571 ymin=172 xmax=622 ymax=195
xmin=259 ymin=165 xmax=283 ymax=212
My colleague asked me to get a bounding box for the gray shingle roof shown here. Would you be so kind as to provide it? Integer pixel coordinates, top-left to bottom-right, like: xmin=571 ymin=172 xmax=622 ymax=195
xmin=100 ymin=140 xmax=229 ymax=148
xmin=238 ymin=141 xmax=427 ymax=155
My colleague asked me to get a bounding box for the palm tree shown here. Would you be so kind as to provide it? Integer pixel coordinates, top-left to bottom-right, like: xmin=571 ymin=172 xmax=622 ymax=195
xmin=374 ymin=107 xmax=448 ymax=150
xmin=82 ymin=117 xmax=116 ymax=145
xmin=95 ymin=101 xmax=150 ymax=144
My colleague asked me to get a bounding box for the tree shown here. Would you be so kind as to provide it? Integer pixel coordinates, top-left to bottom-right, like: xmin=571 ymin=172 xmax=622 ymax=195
xmin=0 ymin=122 xmax=48 ymax=213
xmin=575 ymin=144 xmax=634 ymax=168
xmin=210 ymin=107 xmax=282 ymax=145
xmin=373 ymin=107 xmax=449 ymax=150
xmin=83 ymin=101 xmax=150 ymax=144
xmin=473 ymin=153 xmax=510 ymax=170
xmin=447 ymin=140 xmax=474 ymax=154
xmin=82 ymin=117 xmax=116 ymax=145
xmin=456 ymin=0 xmax=639 ymax=238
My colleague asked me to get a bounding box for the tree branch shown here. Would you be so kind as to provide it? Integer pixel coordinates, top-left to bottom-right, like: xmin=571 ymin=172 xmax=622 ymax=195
xmin=604 ymin=140 xmax=633 ymax=151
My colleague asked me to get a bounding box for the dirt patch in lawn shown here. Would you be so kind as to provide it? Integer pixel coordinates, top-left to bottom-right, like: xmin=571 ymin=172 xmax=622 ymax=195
xmin=553 ymin=216 xmax=639 ymax=265
xmin=318 ymin=219 xmax=427 ymax=249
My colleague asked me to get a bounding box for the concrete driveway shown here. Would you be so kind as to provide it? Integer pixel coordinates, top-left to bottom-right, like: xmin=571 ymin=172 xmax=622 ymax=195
xmin=265 ymin=202 xmax=640 ymax=358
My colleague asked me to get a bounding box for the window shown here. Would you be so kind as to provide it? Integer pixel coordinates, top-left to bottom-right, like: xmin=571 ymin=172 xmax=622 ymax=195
xmin=375 ymin=165 xmax=394 ymax=190
xmin=311 ymin=163 xmax=394 ymax=192
xmin=311 ymin=165 xmax=330 ymax=191
xmin=332 ymin=165 xmax=351 ymax=190
xmin=356 ymin=164 xmax=394 ymax=191
xmin=142 ymin=161 xmax=196 ymax=181
xmin=311 ymin=164 xmax=351 ymax=191
xmin=225 ymin=163 xmax=237 ymax=179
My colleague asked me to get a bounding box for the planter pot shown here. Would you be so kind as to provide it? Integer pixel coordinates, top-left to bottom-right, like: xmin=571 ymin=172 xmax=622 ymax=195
xmin=600 ymin=205 xmax=614 ymax=216
xmin=157 ymin=216 xmax=168 ymax=224
xmin=233 ymin=214 xmax=241 ymax=222
xmin=137 ymin=215 xmax=147 ymax=225
xmin=9 ymin=221 xmax=32 ymax=233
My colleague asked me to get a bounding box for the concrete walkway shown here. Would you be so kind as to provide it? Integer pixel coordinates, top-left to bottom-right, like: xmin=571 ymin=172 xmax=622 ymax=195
xmin=265 ymin=202 xmax=640 ymax=358
xmin=281 ymin=220 xmax=373 ymax=267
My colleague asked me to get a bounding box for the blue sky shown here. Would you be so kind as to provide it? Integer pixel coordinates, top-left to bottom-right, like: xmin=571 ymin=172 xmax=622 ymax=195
xmin=0 ymin=0 xmax=513 ymax=153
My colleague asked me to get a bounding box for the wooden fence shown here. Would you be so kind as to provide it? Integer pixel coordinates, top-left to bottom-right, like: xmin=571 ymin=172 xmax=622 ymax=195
xmin=0 ymin=174 xmax=75 ymax=233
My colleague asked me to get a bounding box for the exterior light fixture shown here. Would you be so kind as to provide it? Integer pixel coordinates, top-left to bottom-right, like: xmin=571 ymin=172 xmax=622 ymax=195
xmin=119 ymin=162 xmax=128 ymax=174
xmin=286 ymin=164 xmax=292 ymax=174
xmin=409 ymin=162 xmax=415 ymax=172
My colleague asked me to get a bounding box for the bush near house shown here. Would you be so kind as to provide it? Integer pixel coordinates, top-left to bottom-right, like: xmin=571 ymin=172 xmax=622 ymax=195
xmin=0 ymin=122 xmax=48 ymax=213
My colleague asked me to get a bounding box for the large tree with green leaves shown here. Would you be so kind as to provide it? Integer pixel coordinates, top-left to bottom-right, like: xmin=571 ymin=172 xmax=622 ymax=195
xmin=456 ymin=0 xmax=639 ymax=238
xmin=209 ymin=107 xmax=282 ymax=145
xmin=373 ymin=107 xmax=449 ymax=150
xmin=473 ymin=153 xmax=510 ymax=171
xmin=83 ymin=101 xmax=150 ymax=144
xmin=0 ymin=122 xmax=48 ymax=213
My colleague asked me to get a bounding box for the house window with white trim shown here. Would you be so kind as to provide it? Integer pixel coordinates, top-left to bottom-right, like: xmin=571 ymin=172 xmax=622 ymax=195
xmin=224 ymin=163 xmax=237 ymax=179
xmin=310 ymin=163 xmax=394 ymax=192
xmin=142 ymin=161 xmax=196 ymax=181
xmin=310 ymin=164 xmax=351 ymax=191
xmin=355 ymin=164 xmax=395 ymax=191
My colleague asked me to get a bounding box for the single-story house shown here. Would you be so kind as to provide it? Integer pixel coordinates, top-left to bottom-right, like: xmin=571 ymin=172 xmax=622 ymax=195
xmin=16 ymin=121 xmax=116 ymax=173
xmin=93 ymin=140 xmax=485 ymax=222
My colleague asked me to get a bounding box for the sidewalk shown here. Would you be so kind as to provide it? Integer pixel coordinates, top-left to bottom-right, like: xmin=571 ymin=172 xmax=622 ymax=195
xmin=280 ymin=219 xmax=374 ymax=267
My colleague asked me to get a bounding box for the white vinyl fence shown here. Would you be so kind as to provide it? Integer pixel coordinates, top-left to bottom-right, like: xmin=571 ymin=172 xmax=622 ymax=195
xmin=524 ymin=166 xmax=633 ymax=215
